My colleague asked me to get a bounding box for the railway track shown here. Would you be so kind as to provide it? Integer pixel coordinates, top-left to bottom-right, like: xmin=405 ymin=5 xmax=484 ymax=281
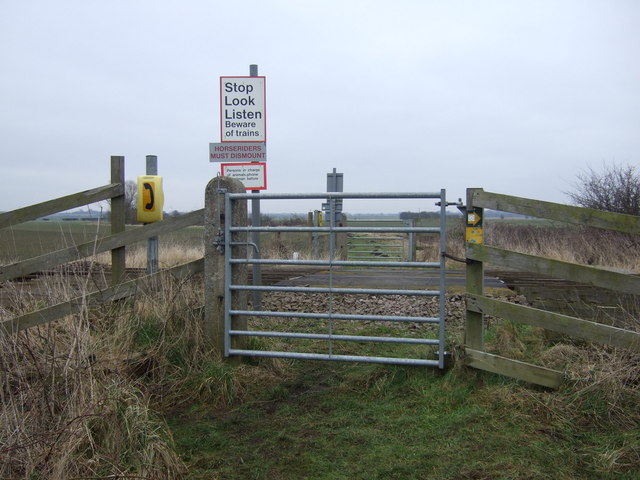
xmin=3 ymin=264 xmax=631 ymax=289
xmin=3 ymin=264 xmax=637 ymax=320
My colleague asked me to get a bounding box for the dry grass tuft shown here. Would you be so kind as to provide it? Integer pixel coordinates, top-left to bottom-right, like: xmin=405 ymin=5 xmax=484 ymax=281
xmin=0 ymin=314 xmax=188 ymax=479
xmin=0 ymin=271 xmax=208 ymax=479
xmin=537 ymin=340 xmax=640 ymax=430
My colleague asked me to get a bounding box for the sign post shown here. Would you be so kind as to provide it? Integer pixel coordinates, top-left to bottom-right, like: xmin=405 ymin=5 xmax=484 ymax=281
xmin=212 ymin=65 xmax=266 ymax=309
xmin=248 ymin=65 xmax=263 ymax=309
xmin=145 ymin=155 xmax=159 ymax=274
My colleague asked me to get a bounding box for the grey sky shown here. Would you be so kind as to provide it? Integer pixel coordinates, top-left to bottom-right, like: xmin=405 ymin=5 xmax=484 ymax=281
xmin=1 ymin=0 xmax=638 ymax=214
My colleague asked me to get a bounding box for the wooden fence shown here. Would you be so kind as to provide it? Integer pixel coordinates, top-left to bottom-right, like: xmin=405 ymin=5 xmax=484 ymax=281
xmin=0 ymin=156 xmax=204 ymax=333
xmin=464 ymin=188 xmax=640 ymax=388
xmin=3 ymin=167 xmax=639 ymax=387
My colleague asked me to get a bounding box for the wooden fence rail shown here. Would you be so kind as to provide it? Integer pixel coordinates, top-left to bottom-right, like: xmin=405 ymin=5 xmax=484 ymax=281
xmin=0 ymin=156 xmax=205 ymax=334
xmin=0 ymin=209 xmax=204 ymax=283
xmin=464 ymin=188 xmax=640 ymax=388
xmin=0 ymin=183 xmax=123 ymax=230
xmin=470 ymin=189 xmax=640 ymax=234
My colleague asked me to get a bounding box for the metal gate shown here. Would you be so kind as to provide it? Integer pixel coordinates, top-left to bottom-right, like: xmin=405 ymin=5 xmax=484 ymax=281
xmin=347 ymin=221 xmax=406 ymax=262
xmin=221 ymin=191 xmax=450 ymax=369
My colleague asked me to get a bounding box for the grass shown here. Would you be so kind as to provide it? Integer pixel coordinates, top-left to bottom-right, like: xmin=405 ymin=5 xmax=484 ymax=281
xmin=1 ymin=218 xmax=639 ymax=479
xmin=168 ymin=359 xmax=639 ymax=480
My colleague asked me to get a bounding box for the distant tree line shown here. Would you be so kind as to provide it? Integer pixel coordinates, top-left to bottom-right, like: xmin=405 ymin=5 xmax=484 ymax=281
xmin=399 ymin=211 xmax=441 ymax=220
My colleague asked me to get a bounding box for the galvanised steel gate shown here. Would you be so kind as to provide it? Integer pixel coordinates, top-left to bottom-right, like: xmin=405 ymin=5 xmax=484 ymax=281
xmin=222 ymin=191 xmax=450 ymax=369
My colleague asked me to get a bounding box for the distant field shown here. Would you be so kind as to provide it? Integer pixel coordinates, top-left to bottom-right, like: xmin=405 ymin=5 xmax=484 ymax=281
xmin=0 ymin=220 xmax=204 ymax=264
xmin=2 ymin=218 xmax=446 ymax=264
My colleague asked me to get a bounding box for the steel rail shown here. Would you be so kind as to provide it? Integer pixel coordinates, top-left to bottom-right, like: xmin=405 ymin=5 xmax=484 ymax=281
xmin=229 ymin=309 xmax=440 ymax=323
xmin=230 ymin=330 xmax=440 ymax=345
xmin=227 ymin=349 xmax=441 ymax=366
xmin=229 ymin=284 xmax=440 ymax=296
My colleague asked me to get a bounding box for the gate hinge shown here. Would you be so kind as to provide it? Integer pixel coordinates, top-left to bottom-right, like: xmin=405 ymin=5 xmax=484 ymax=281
xmin=213 ymin=229 xmax=225 ymax=254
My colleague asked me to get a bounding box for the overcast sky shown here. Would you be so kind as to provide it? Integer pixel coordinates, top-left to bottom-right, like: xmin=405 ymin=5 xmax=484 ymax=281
xmin=1 ymin=0 xmax=638 ymax=214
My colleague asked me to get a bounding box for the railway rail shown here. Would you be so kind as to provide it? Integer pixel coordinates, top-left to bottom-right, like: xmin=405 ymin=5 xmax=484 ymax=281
xmin=3 ymin=264 xmax=637 ymax=319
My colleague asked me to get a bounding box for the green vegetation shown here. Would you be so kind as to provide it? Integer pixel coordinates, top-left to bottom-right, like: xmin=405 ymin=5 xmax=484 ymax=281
xmin=169 ymin=356 xmax=639 ymax=480
xmin=1 ymin=218 xmax=639 ymax=479
xmin=0 ymin=220 xmax=112 ymax=262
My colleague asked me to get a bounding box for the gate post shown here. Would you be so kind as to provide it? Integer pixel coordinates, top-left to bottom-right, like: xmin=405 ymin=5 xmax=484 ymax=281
xmin=204 ymin=176 xmax=248 ymax=358
xmin=110 ymin=156 xmax=126 ymax=286
xmin=465 ymin=188 xmax=485 ymax=350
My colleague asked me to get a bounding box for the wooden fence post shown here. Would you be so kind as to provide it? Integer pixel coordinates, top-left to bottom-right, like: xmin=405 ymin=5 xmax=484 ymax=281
xmin=465 ymin=187 xmax=484 ymax=350
xmin=110 ymin=156 xmax=126 ymax=286
xmin=204 ymin=176 xmax=248 ymax=358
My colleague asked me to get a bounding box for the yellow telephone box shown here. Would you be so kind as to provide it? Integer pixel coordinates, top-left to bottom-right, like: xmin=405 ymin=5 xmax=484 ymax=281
xmin=137 ymin=176 xmax=164 ymax=223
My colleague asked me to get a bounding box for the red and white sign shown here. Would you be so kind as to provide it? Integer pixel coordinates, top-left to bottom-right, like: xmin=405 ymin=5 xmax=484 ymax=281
xmin=221 ymin=162 xmax=267 ymax=190
xmin=209 ymin=142 xmax=267 ymax=162
xmin=220 ymin=76 xmax=266 ymax=143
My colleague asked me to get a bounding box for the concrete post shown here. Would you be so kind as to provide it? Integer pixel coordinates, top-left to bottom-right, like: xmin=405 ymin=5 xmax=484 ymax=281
xmin=204 ymin=176 xmax=248 ymax=358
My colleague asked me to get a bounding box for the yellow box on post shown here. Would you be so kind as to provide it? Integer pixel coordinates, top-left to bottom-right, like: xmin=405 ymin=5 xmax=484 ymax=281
xmin=137 ymin=176 xmax=164 ymax=223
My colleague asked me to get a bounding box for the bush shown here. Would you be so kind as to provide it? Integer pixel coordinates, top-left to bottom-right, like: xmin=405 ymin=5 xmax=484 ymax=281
xmin=566 ymin=163 xmax=640 ymax=215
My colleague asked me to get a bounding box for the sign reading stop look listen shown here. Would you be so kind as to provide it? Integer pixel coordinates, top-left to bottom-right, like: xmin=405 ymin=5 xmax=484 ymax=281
xmin=137 ymin=176 xmax=164 ymax=223
xmin=220 ymin=76 xmax=266 ymax=143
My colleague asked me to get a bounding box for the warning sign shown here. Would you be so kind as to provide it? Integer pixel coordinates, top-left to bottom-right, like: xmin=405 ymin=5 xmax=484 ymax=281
xmin=209 ymin=142 xmax=267 ymax=162
xmin=221 ymin=162 xmax=267 ymax=190
xmin=220 ymin=76 xmax=266 ymax=143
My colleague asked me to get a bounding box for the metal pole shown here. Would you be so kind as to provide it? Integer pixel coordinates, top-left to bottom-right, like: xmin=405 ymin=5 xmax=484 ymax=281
xmin=249 ymin=64 xmax=262 ymax=310
xmin=408 ymin=218 xmax=415 ymax=262
xmin=438 ymin=189 xmax=447 ymax=368
xmin=146 ymin=155 xmax=159 ymax=274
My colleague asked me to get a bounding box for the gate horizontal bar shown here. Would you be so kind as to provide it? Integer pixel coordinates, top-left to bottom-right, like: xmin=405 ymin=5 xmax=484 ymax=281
xmin=348 ymin=236 xmax=405 ymax=240
xmin=228 ymin=349 xmax=441 ymax=367
xmin=349 ymin=244 xmax=403 ymax=248
xmin=230 ymin=309 xmax=440 ymax=323
xmin=230 ymin=284 xmax=440 ymax=296
xmin=230 ymin=330 xmax=440 ymax=345
xmin=229 ymin=258 xmax=440 ymax=268
xmin=231 ymin=226 xmax=440 ymax=233
xmin=350 ymin=255 xmax=402 ymax=263
xmin=228 ymin=191 xmax=443 ymax=200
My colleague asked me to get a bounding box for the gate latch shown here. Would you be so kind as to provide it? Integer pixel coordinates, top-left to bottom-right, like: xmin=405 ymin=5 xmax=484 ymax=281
xmin=436 ymin=198 xmax=463 ymax=208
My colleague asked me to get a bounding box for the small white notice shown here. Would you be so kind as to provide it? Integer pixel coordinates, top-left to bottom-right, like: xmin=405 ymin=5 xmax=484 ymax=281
xmin=221 ymin=162 xmax=267 ymax=190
